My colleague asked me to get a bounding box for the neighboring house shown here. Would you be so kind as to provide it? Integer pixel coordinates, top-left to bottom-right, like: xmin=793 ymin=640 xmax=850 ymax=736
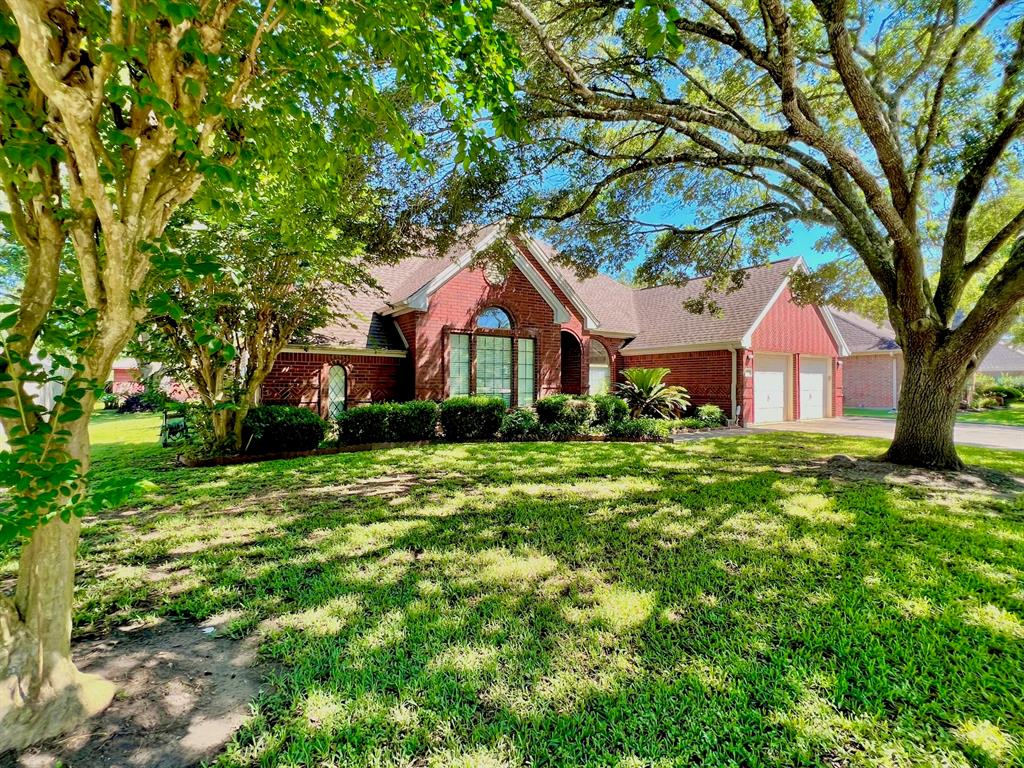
xmin=833 ymin=309 xmax=1024 ymax=409
xmin=109 ymin=358 xmax=143 ymax=395
xmin=262 ymin=224 xmax=850 ymax=425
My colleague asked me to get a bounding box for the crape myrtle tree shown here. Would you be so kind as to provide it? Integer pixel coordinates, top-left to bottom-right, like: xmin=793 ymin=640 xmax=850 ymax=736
xmin=0 ymin=0 xmax=518 ymax=748
xmin=505 ymin=0 xmax=1024 ymax=469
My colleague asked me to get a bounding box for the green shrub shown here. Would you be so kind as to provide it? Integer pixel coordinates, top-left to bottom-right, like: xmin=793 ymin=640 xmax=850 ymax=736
xmin=534 ymin=394 xmax=572 ymax=424
xmin=987 ymin=384 xmax=1022 ymax=403
xmin=439 ymin=396 xmax=506 ymax=441
xmin=668 ymin=417 xmax=705 ymax=430
xmin=616 ymin=367 xmax=690 ymax=418
xmin=535 ymin=394 xmax=595 ymax=427
xmin=971 ymin=395 xmax=1000 ymax=411
xmin=118 ymin=378 xmax=169 ymax=413
xmin=337 ymin=403 xmax=393 ymax=445
xmin=500 ymin=408 xmax=541 ymax=441
xmin=541 ymin=420 xmax=580 ymax=441
xmin=606 ymin=417 xmax=670 ymax=440
xmin=243 ymin=405 xmax=329 ymax=454
xmin=101 ymin=392 xmax=121 ymax=410
xmin=696 ymin=404 xmax=725 ymax=427
xmin=389 ymin=400 xmax=439 ymax=441
xmin=592 ymin=394 xmax=628 ymax=425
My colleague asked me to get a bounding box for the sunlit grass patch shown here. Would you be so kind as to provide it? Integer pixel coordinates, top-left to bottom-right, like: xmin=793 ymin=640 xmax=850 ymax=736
xmin=11 ymin=414 xmax=1024 ymax=767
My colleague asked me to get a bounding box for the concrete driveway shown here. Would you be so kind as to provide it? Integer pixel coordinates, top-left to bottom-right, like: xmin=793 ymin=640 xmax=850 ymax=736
xmin=754 ymin=417 xmax=1024 ymax=451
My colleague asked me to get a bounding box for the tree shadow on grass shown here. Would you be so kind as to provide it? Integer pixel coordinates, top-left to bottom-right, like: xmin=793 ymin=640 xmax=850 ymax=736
xmin=37 ymin=436 xmax=1024 ymax=766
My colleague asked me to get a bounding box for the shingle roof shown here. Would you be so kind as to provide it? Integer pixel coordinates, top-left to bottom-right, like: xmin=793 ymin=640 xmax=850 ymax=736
xmin=830 ymin=308 xmax=1024 ymax=374
xmin=621 ymin=259 xmax=798 ymax=351
xmin=299 ymin=229 xmax=808 ymax=353
xmin=829 ymin=308 xmax=899 ymax=353
xmin=530 ymin=239 xmax=641 ymax=335
xmin=296 ymin=225 xmax=502 ymax=350
xmin=978 ymin=342 xmax=1024 ymax=375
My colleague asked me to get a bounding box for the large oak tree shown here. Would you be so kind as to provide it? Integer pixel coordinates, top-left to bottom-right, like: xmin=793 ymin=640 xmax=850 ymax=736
xmin=0 ymin=0 xmax=517 ymax=748
xmin=505 ymin=0 xmax=1024 ymax=469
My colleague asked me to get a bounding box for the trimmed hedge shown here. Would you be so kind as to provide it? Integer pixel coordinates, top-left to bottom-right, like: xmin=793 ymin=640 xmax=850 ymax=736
xmin=243 ymin=405 xmax=330 ymax=454
xmin=592 ymin=394 xmax=628 ymax=425
xmin=336 ymin=400 xmax=440 ymax=445
xmin=606 ymin=417 xmax=670 ymax=440
xmin=389 ymin=400 xmax=439 ymax=441
xmin=440 ymin=396 xmax=506 ymax=441
xmin=337 ymin=403 xmax=393 ymax=445
xmin=534 ymin=394 xmax=595 ymax=427
xmin=500 ymin=408 xmax=540 ymax=441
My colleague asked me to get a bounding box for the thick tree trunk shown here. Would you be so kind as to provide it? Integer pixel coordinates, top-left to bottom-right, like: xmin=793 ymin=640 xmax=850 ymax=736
xmin=0 ymin=416 xmax=115 ymax=751
xmin=882 ymin=349 xmax=966 ymax=470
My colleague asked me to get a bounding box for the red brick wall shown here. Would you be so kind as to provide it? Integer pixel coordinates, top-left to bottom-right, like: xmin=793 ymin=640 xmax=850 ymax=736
xmin=751 ymin=287 xmax=839 ymax=356
xmin=622 ymin=349 xmax=736 ymax=415
xmin=261 ymin=351 xmax=406 ymax=416
xmin=842 ymin=353 xmax=900 ymax=409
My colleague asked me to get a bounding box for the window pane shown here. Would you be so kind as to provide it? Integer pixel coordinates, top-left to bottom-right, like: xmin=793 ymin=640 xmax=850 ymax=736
xmin=327 ymin=365 xmax=346 ymax=418
xmin=450 ymin=333 xmax=470 ymax=396
xmin=477 ymin=307 xmax=512 ymax=329
xmin=477 ymin=335 xmax=512 ymax=405
xmin=589 ymin=341 xmax=610 ymax=394
xmin=517 ymin=338 xmax=535 ymax=406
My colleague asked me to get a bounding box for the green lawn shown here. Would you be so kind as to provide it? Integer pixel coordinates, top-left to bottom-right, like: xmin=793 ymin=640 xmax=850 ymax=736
xmin=845 ymin=403 xmax=1024 ymax=427
xmin=5 ymin=414 xmax=1024 ymax=766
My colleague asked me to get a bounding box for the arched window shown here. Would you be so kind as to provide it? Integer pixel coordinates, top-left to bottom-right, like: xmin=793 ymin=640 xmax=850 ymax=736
xmin=589 ymin=341 xmax=611 ymax=395
xmin=327 ymin=365 xmax=346 ymax=418
xmin=476 ymin=307 xmax=512 ymax=330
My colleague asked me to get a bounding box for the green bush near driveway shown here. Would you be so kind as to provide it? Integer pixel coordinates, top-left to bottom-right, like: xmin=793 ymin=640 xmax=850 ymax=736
xmin=605 ymin=417 xmax=670 ymax=440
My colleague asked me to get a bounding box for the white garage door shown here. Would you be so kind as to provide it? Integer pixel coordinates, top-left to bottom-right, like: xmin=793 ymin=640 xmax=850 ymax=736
xmin=800 ymin=357 xmax=829 ymax=420
xmin=754 ymin=354 xmax=789 ymax=423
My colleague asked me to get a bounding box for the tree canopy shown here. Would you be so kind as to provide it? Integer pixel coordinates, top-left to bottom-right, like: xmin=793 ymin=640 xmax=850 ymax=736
xmin=503 ymin=0 xmax=1024 ymax=467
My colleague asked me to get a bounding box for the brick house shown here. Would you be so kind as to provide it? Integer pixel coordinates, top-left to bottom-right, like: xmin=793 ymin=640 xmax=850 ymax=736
xmin=261 ymin=224 xmax=850 ymax=425
xmin=833 ymin=309 xmax=1024 ymax=409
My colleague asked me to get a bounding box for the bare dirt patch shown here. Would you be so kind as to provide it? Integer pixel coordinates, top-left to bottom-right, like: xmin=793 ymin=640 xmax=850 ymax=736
xmin=10 ymin=617 xmax=264 ymax=768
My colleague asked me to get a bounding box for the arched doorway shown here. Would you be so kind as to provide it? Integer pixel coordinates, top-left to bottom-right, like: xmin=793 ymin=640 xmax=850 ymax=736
xmin=560 ymin=331 xmax=583 ymax=394
xmin=589 ymin=340 xmax=611 ymax=394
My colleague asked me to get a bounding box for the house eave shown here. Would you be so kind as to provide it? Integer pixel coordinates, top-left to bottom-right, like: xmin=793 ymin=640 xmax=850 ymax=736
xmin=620 ymin=341 xmax=742 ymax=357
xmin=281 ymin=344 xmax=407 ymax=358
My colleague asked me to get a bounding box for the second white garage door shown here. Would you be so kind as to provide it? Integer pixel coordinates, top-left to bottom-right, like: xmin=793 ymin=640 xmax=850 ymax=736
xmin=799 ymin=357 xmax=829 ymax=419
xmin=753 ymin=354 xmax=789 ymax=423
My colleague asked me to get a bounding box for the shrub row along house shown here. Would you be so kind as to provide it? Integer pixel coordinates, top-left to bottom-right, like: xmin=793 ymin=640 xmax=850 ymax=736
xmin=259 ymin=224 xmax=850 ymax=426
xmin=832 ymin=309 xmax=1024 ymax=409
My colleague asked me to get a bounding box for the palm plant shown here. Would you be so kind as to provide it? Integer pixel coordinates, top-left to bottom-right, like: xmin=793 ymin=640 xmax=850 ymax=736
xmin=616 ymin=367 xmax=690 ymax=418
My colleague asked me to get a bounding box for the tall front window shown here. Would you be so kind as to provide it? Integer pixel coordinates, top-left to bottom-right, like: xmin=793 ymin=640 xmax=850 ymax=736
xmin=517 ymin=338 xmax=535 ymax=405
xmin=327 ymin=365 xmax=346 ymax=417
xmin=589 ymin=341 xmax=610 ymax=394
xmin=450 ymin=333 xmax=470 ymax=396
xmin=447 ymin=307 xmax=535 ymax=405
xmin=477 ymin=335 xmax=512 ymax=404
